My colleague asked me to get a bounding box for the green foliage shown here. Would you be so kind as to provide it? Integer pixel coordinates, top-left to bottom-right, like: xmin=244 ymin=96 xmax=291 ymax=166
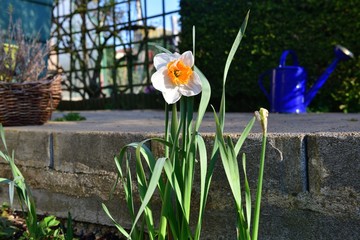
xmin=211 ymin=14 xmax=268 ymax=238
xmin=54 ymin=112 xmax=86 ymax=121
xmin=21 ymin=215 xmax=63 ymax=240
xmin=331 ymin=74 xmax=360 ymax=113
xmin=180 ymin=0 xmax=360 ymax=112
xmin=102 ymin=70 xmax=215 ymax=239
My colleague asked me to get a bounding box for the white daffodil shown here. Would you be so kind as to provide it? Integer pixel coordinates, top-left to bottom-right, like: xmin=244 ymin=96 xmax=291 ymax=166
xmin=151 ymin=51 xmax=202 ymax=104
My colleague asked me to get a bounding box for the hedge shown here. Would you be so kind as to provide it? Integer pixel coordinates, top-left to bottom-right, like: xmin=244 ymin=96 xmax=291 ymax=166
xmin=179 ymin=0 xmax=359 ymax=112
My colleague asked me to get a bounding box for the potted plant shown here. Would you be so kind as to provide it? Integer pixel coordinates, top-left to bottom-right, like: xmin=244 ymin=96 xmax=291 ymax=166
xmin=0 ymin=14 xmax=62 ymax=126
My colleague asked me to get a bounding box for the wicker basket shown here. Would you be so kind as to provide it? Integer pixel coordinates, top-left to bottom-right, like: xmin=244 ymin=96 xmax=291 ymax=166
xmin=0 ymin=75 xmax=62 ymax=126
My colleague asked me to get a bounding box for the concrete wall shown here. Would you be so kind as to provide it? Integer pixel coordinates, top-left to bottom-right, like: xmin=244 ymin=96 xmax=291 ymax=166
xmin=0 ymin=128 xmax=359 ymax=239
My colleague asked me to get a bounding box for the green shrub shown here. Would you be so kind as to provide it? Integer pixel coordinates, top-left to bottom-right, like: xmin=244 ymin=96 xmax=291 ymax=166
xmin=179 ymin=0 xmax=360 ymax=112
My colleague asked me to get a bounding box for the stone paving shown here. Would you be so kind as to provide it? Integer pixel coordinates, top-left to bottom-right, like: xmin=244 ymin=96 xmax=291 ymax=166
xmin=9 ymin=110 xmax=358 ymax=134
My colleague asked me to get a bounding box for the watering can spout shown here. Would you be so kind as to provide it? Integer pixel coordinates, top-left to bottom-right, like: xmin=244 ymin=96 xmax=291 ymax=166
xmin=304 ymin=45 xmax=354 ymax=107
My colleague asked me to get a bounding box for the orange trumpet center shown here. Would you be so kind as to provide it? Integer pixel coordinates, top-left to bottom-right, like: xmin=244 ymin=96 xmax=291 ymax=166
xmin=167 ymin=60 xmax=193 ymax=85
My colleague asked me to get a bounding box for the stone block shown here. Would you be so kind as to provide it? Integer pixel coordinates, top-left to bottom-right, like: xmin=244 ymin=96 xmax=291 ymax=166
xmin=258 ymin=204 xmax=360 ymax=240
xmin=307 ymin=132 xmax=360 ymax=219
xmin=52 ymin=132 xmax=151 ymax=173
xmin=203 ymin=133 xmax=307 ymax=197
xmin=308 ymin=133 xmax=360 ymax=192
xmin=1 ymin=129 xmax=50 ymax=168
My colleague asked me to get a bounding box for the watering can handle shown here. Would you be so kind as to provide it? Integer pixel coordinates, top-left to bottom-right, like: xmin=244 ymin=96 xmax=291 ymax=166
xmin=279 ymin=50 xmax=299 ymax=67
xmin=258 ymin=69 xmax=272 ymax=101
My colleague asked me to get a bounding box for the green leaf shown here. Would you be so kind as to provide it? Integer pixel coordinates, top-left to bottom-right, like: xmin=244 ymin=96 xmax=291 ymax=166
xmin=158 ymin=216 xmax=168 ymax=240
xmin=0 ymin=178 xmax=11 ymax=184
xmin=193 ymin=26 xmax=196 ymax=61
xmin=130 ymin=157 xmax=167 ymax=236
xmin=234 ymin=117 xmax=255 ymax=156
xmin=0 ymin=124 xmax=8 ymax=152
xmin=153 ymin=44 xmax=172 ymax=54
xmin=102 ymin=203 xmax=131 ymax=239
xmin=194 ymin=66 xmax=211 ymax=132
xmin=222 ymin=10 xmax=249 ymax=87
xmin=163 ymin=160 xmax=184 ymax=213
xmin=225 ymin=136 xmax=242 ymax=208
xmin=242 ymin=153 xmax=252 ymax=232
xmin=42 ymin=215 xmax=60 ymax=228
xmin=65 ymin=212 xmax=74 ymax=240
xmin=219 ymin=10 xmax=250 ymax=126
xmin=194 ymin=134 xmax=207 ymax=239
xmin=125 ymin=158 xmax=135 ymax=221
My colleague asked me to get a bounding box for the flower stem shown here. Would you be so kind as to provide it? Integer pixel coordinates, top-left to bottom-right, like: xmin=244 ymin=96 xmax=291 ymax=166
xmin=251 ymin=131 xmax=267 ymax=240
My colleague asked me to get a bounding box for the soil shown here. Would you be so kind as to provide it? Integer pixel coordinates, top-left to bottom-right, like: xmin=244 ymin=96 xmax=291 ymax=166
xmin=0 ymin=208 xmax=126 ymax=240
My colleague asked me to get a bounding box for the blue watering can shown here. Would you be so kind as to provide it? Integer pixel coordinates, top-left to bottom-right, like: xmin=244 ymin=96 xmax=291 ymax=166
xmin=258 ymin=45 xmax=353 ymax=113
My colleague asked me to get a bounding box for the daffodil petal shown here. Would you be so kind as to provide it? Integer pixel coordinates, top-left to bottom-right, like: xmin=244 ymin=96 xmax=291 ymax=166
xmin=153 ymin=53 xmax=171 ymax=70
xmin=178 ymin=72 xmax=202 ymax=96
xmin=154 ymin=52 xmax=180 ymax=70
xmin=162 ymin=88 xmax=181 ymax=104
xmin=151 ymin=67 xmax=174 ymax=92
xmin=179 ymin=51 xmax=194 ymax=67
